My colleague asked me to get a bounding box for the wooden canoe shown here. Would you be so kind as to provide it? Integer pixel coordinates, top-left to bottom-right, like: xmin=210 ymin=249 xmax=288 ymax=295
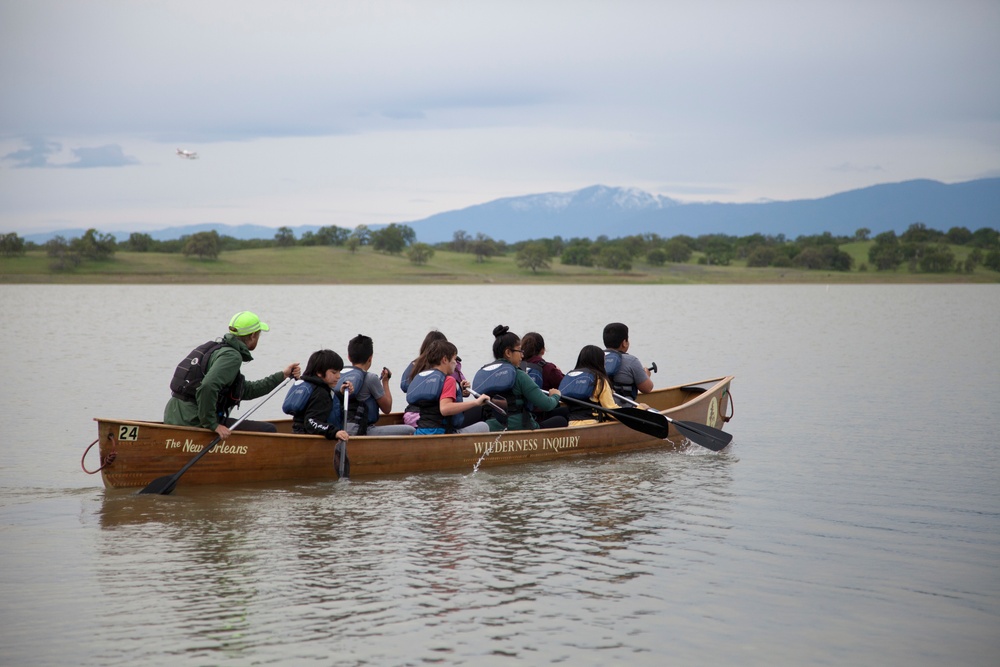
xmin=92 ymin=376 xmax=734 ymax=489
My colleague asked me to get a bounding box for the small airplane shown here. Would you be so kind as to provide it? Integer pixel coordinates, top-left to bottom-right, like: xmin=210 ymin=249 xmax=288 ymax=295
xmin=176 ymin=148 xmax=198 ymax=159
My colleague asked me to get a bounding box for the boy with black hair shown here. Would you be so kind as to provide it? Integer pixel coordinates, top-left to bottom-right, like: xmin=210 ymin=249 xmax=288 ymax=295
xmin=602 ymin=322 xmax=655 ymax=400
xmin=336 ymin=334 xmax=415 ymax=436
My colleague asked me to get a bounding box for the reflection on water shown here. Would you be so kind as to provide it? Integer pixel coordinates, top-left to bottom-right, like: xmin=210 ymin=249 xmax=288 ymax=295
xmin=89 ymin=453 xmax=734 ymax=664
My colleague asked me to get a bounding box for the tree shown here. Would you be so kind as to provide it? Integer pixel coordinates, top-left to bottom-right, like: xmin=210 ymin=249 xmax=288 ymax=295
xmin=274 ymin=226 xmax=296 ymax=247
xmin=946 ymin=226 xmax=972 ymax=245
xmin=662 ymin=238 xmax=693 ymax=263
xmin=516 ymin=242 xmax=551 ymax=273
xmin=560 ymin=240 xmax=594 ymax=266
xmin=746 ymin=246 xmax=777 ymax=267
xmin=72 ymin=228 xmax=116 ymax=261
xmin=451 ymin=230 xmax=471 ymax=253
xmin=44 ymin=236 xmax=82 ymax=271
xmin=855 ymin=228 xmax=871 ymax=241
xmin=0 ymin=232 xmax=25 ymax=257
xmin=316 ymin=225 xmax=350 ymax=246
xmin=597 ymin=246 xmax=632 ymax=271
xmin=868 ymin=231 xmax=903 ymax=271
xmin=345 ymin=236 xmax=361 ymax=254
xmin=351 ymin=225 xmax=371 ymax=246
xmin=183 ymin=231 xmax=221 ymax=260
xmin=917 ymin=244 xmax=955 ymax=273
xmin=646 ymin=248 xmax=667 ymax=266
xmin=470 ymin=233 xmax=498 ymax=263
xmin=970 ymin=227 xmax=1000 ymax=249
xmin=126 ymin=232 xmax=154 ymax=252
xmin=407 ymin=243 xmax=434 ymax=265
xmin=983 ymin=249 xmax=1000 ymax=272
xmin=371 ymin=223 xmax=415 ymax=254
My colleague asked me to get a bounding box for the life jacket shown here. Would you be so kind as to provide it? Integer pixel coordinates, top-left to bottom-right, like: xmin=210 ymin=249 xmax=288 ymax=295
xmin=558 ymin=370 xmax=605 ymax=422
xmin=169 ymin=340 xmax=244 ymax=420
xmin=336 ymin=367 xmax=379 ymax=434
xmin=399 ymin=360 xmax=416 ymax=392
xmin=604 ymin=349 xmax=637 ymax=400
xmin=405 ymin=369 xmax=465 ymax=431
xmin=519 ymin=360 xmax=546 ymax=412
xmin=473 ymin=361 xmax=528 ymax=426
xmin=284 ymin=378 xmax=343 ymax=431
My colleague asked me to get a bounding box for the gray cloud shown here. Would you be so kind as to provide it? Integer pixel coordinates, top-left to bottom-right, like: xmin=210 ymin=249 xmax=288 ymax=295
xmin=2 ymin=137 xmax=62 ymax=168
xmin=64 ymin=144 xmax=139 ymax=169
xmin=2 ymin=139 xmax=139 ymax=169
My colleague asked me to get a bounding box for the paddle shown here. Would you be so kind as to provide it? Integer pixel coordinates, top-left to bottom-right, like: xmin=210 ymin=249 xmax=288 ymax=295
xmin=467 ymin=389 xmax=507 ymax=416
xmin=138 ymin=377 xmax=291 ymax=495
xmin=613 ymin=392 xmax=733 ymax=452
xmin=334 ymin=388 xmax=349 ymax=479
xmin=558 ymin=394 xmax=671 ymax=439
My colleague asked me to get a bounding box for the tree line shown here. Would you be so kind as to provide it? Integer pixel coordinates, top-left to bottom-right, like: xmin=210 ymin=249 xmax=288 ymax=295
xmin=2 ymin=221 xmax=999 ymax=274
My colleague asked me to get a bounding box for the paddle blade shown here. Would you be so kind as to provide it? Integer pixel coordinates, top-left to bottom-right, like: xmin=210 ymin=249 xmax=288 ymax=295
xmin=610 ymin=407 xmax=672 ymax=439
xmin=137 ymin=474 xmax=178 ymax=495
xmin=671 ymin=419 xmax=733 ymax=452
xmin=334 ymin=441 xmax=350 ymax=479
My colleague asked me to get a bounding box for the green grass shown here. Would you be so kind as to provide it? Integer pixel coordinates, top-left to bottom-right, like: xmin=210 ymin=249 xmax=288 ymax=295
xmin=2 ymin=243 xmax=997 ymax=284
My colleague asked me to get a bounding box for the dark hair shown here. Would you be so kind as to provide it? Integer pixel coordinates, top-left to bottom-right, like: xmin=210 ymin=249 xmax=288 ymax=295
xmin=603 ymin=322 xmax=629 ymax=349
xmin=521 ymin=332 xmax=544 ymax=358
xmin=305 ymin=349 xmax=345 ymax=377
xmin=575 ymin=344 xmax=610 ymax=397
xmin=412 ymin=339 xmax=459 ymax=376
xmin=347 ymin=334 xmax=374 ymax=364
xmin=419 ymin=330 xmax=447 ymax=354
xmin=492 ymin=324 xmax=520 ymax=359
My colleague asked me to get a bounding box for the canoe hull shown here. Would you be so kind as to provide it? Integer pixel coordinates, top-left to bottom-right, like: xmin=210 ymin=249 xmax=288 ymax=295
xmin=94 ymin=376 xmax=734 ymax=489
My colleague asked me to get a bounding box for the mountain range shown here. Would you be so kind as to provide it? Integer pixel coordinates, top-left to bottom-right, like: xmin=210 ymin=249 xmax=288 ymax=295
xmin=21 ymin=178 xmax=1000 ymax=246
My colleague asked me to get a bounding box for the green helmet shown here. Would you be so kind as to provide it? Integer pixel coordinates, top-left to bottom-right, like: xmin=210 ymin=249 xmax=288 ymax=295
xmin=228 ymin=311 xmax=270 ymax=336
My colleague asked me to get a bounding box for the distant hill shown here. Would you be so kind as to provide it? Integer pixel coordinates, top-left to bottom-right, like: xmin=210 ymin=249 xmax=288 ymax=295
xmin=21 ymin=178 xmax=1000 ymax=245
xmin=406 ymin=179 xmax=1000 ymax=243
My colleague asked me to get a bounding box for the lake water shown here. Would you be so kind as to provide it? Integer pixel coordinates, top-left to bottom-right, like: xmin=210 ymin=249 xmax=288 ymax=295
xmin=1 ymin=284 xmax=998 ymax=666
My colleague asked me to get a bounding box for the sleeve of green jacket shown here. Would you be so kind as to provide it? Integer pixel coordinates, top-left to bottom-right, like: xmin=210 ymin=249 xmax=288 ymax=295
xmin=241 ymin=370 xmax=285 ymax=401
xmin=517 ymin=371 xmax=560 ymax=412
xmin=195 ymin=347 xmax=242 ymax=430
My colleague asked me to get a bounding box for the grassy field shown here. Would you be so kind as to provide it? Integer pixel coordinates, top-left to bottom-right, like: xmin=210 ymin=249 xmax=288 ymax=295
xmin=2 ymin=244 xmax=998 ymax=284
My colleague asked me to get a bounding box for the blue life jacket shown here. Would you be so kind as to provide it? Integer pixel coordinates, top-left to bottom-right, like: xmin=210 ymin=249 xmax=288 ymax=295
xmin=473 ymin=362 xmax=529 ymax=425
xmin=284 ymin=379 xmax=343 ymax=430
xmin=604 ymin=349 xmax=637 ymax=400
xmin=406 ymin=369 xmax=464 ymax=430
xmin=336 ymin=367 xmax=380 ymax=431
xmin=559 ymin=370 xmax=606 ymax=422
xmin=519 ymin=360 xmax=545 ymax=412
xmin=558 ymin=370 xmax=597 ymax=400
xmin=399 ymin=360 xmax=416 ymax=392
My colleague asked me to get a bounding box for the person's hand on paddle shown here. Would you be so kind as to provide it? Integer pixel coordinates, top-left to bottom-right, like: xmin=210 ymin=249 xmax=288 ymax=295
xmin=547 ymin=388 xmax=561 ymax=397
xmin=215 ymin=423 xmax=232 ymax=440
xmin=339 ymin=380 xmax=354 ymax=396
xmin=473 ymin=392 xmax=491 ymax=406
xmin=284 ymin=362 xmax=301 ymax=380
xmin=380 ymin=366 xmax=392 ymax=383
xmin=460 ymin=379 xmax=472 ymax=397
xmin=329 ymin=430 xmax=349 ymax=442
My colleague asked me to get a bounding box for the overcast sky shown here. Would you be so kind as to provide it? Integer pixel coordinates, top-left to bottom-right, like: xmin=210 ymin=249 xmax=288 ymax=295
xmin=1 ymin=0 xmax=998 ymax=236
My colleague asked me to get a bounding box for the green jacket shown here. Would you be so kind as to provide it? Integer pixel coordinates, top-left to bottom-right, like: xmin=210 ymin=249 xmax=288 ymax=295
xmin=163 ymin=333 xmax=284 ymax=430
xmin=486 ymin=360 xmax=561 ymax=432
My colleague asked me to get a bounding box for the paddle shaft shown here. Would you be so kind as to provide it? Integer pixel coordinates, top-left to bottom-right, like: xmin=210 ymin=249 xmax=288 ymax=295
xmin=138 ymin=377 xmax=291 ymax=495
xmin=558 ymin=394 xmax=670 ymax=439
xmin=335 ymin=389 xmax=349 ymax=479
xmin=467 ymin=389 xmax=507 ymax=416
xmin=613 ymin=392 xmax=732 ymax=451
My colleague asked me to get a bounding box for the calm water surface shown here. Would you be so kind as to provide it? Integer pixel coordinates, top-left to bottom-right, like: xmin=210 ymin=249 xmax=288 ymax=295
xmin=1 ymin=285 xmax=998 ymax=666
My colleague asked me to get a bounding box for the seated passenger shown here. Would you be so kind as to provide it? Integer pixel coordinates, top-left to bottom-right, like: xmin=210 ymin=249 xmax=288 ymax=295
xmin=603 ymin=322 xmax=655 ymax=400
xmin=287 ymin=349 xmax=351 ymax=442
xmin=335 ymin=334 xmax=415 ymax=436
xmin=520 ymin=331 xmax=570 ymax=424
xmin=407 ymin=340 xmax=492 ymax=435
xmin=473 ymin=325 xmax=567 ymax=431
xmin=401 ymin=330 xmax=476 ymax=427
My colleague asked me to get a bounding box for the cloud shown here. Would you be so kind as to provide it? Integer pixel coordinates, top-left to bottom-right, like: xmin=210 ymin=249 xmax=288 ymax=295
xmin=64 ymin=144 xmax=139 ymax=169
xmin=1 ymin=139 xmax=138 ymax=168
xmin=2 ymin=137 xmax=62 ymax=168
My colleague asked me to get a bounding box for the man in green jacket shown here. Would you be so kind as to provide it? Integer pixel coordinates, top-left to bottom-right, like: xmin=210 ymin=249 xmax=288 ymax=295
xmin=163 ymin=311 xmax=300 ymax=438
